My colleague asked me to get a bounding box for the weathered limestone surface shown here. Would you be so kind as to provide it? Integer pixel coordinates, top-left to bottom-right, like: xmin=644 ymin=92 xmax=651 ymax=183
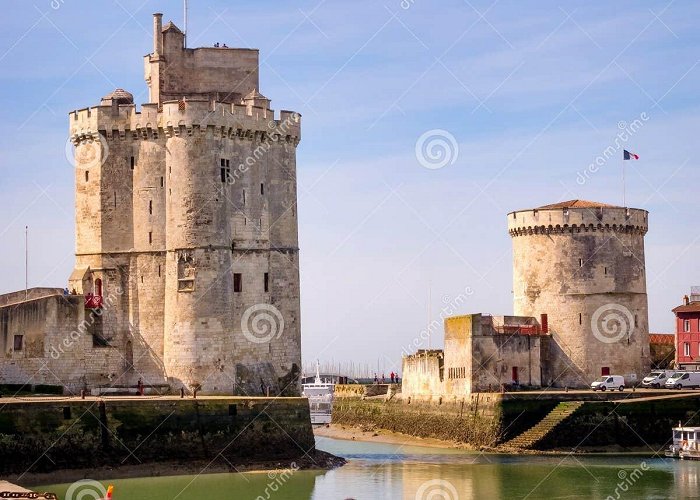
xmin=0 ymin=14 xmax=302 ymax=395
xmin=402 ymin=314 xmax=543 ymax=397
xmin=508 ymin=203 xmax=650 ymax=387
xmin=401 ymin=350 xmax=444 ymax=397
xmin=0 ymin=294 xmax=126 ymax=393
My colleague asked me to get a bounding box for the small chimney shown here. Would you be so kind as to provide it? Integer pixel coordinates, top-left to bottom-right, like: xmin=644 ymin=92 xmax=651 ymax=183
xmin=684 ymin=295 xmax=690 ymax=306
xmin=153 ymin=13 xmax=163 ymax=55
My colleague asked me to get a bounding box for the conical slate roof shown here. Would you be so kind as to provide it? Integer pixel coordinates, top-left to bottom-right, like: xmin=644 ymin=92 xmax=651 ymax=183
xmin=537 ymin=200 xmax=619 ymax=210
xmin=101 ymin=88 xmax=134 ymax=105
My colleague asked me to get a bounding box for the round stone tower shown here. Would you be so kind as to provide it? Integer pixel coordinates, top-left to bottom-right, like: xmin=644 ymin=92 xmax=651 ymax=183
xmin=507 ymin=200 xmax=650 ymax=388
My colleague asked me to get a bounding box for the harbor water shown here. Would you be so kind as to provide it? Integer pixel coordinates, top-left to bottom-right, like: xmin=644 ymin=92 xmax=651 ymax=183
xmin=35 ymin=436 xmax=696 ymax=499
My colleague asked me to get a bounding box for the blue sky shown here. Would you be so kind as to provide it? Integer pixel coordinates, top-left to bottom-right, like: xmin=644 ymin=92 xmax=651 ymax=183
xmin=1 ymin=0 xmax=698 ymax=375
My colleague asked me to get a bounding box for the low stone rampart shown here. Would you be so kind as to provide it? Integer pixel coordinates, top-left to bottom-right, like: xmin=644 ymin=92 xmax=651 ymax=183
xmin=0 ymin=396 xmax=314 ymax=474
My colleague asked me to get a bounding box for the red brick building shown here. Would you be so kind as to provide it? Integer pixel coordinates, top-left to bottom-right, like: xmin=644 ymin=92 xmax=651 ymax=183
xmin=672 ymin=289 xmax=700 ymax=370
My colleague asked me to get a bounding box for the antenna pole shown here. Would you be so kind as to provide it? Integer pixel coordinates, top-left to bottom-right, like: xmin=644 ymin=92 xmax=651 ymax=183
xmin=428 ymin=280 xmax=432 ymax=348
xmin=183 ymin=0 xmax=188 ymax=48
xmin=24 ymin=226 xmax=28 ymax=300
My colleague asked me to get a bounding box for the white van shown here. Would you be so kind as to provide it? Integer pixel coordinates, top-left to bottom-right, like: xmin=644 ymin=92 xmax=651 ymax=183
xmin=591 ymin=375 xmax=625 ymax=391
xmin=642 ymin=370 xmax=675 ymax=388
xmin=665 ymin=371 xmax=700 ymax=389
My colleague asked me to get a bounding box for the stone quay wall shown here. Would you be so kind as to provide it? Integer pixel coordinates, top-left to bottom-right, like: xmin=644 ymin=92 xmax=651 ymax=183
xmin=332 ymin=395 xmax=503 ymax=446
xmin=332 ymin=393 xmax=699 ymax=450
xmin=0 ymin=397 xmax=314 ymax=474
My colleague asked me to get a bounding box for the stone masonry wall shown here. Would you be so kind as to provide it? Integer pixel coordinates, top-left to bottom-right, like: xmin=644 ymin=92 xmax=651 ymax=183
xmin=0 ymin=295 xmax=125 ymax=393
xmin=61 ymin=19 xmax=303 ymax=395
xmin=0 ymin=397 xmax=314 ymax=474
xmin=509 ymin=206 xmax=650 ymax=387
xmin=401 ymin=351 xmax=444 ymax=398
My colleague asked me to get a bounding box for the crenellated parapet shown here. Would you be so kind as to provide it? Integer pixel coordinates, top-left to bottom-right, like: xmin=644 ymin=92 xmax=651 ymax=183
xmin=507 ymin=206 xmax=648 ymax=237
xmin=69 ymin=100 xmax=301 ymax=146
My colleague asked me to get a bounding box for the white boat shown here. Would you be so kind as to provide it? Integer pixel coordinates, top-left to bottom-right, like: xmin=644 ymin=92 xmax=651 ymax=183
xmin=302 ymin=362 xmax=335 ymax=425
xmin=666 ymin=426 xmax=700 ymax=459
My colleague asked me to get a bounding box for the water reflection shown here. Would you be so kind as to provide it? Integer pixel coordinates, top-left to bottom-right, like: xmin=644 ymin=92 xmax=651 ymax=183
xmin=313 ymin=437 xmax=678 ymax=499
xmin=34 ymin=438 xmax=688 ymax=499
xmin=674 ymin=460 xmax=699 ymax=498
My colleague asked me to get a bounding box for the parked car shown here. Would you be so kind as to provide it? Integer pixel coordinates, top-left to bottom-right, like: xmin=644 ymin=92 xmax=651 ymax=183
xmin=591 ymin=375 xmax=625 ymax=391
xmin=642 ymin=370 xmax=675 ymax=389
xmin=665 ymin=371 xmax=700 ymax=389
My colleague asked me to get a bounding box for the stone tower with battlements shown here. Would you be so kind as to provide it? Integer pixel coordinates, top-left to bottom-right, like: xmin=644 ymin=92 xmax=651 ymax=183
xmin=508 ymin=200 xmax=650 ymax=388
xmin=68 ymin=13 xmax=302 ymax=395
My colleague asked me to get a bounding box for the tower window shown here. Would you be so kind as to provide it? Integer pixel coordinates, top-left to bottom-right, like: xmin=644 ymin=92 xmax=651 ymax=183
xmin=158 ymin=264 xmax=161 ymax=277
xmin=579 ymin=313 xmax=582 ymax=325
xmin=220 ymin=159 xmax=230 ymax=183
xmin=579 ymin=258 xmax=583 ymax=267
xmin=604 ymin=267 xmax=607 ymax=275
xmin=233 ymin=273 xmax=242 ymax=293
xmin=130 ymin=156 xmax=135 ymax=170
xmin=260 ymin=183 xmax=264 ymax=195
xmin=684 ymin=342 xmax=691 ymax=357
xmin=85 ymin=170 xmax=89 ymax=182
xmin=13 ymin=335 xmax=23 ymax=351
xmin=684 ymin=320 xmax=691 ymax=332
xmin=243 ymin=189 xmax=246 ymax=205
xmin=264 ymin=272 xmax=269 ymax=293
xmin=148 ymin=232 xmax=152 ymax=244
xmin=160 ymin=176 xmax=164 ymax=187
xmin=149 ymin=200 xmax=153 ymax=215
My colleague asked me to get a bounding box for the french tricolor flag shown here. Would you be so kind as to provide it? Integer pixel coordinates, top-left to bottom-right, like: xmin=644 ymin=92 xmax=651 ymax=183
xmin=623 ymin=150 xmax=639 ymax=160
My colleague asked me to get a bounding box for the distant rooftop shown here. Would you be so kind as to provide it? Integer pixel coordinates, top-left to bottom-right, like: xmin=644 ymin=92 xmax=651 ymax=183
xmin=649 ymin=333 xmax=675 ymax=345
xmin=162 ymin=20 xmax=183 ymax=34
xmin=537 ymin=200 xmax=619 ymax=210
xmin=673 ymin=302 xmax=700 ymax=314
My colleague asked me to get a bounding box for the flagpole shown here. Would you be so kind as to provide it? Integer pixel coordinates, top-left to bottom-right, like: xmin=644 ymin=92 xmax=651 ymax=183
xmin=622 ymin=155 xmax=626 ymax=207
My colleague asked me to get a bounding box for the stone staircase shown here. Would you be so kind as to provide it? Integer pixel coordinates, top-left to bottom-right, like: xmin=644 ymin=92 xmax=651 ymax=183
xmin=500 ymin=401 xmax=584 ymax=450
